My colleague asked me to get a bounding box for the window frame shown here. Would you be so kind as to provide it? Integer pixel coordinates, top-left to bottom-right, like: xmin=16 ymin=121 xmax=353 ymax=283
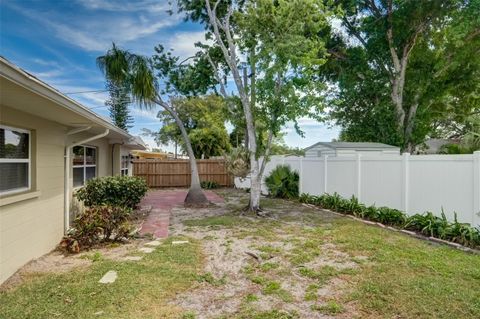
xmin=72 ymin=145 xmax=97 ymax=188
xmin=0 ymin=124 xmax=31 ymax=196
xmin=120 ymin=155 xmax=129 ymax=176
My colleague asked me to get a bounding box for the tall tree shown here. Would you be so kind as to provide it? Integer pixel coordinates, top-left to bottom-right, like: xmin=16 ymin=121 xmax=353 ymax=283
xmin=97 ymin=44 xmax=209 ymax=205
xmin=105 ymin=80 xmax=134 ymax=131
xmin=324 ymin=0 xmax=480 ymax=151
xmin=153 ymin=95 xmax=231 ymax=158
xmin=176 ymin=0 xmax=330 ymax=212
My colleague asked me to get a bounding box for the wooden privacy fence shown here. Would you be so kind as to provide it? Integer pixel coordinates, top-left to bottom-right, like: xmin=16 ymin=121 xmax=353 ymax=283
xmin=133 ymin=159 xmax=234 ymax=188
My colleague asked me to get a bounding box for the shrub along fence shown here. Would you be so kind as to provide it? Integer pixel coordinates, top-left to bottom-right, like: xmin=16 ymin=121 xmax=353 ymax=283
xmin=236 ymin=153 xmax=480 ymax=227
xmin=133 ymin=159 xmax=234 ymax=188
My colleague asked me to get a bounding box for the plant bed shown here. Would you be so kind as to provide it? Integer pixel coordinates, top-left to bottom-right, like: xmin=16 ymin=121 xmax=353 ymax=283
xmin=299 ymin=193 xmax=480 ymax=252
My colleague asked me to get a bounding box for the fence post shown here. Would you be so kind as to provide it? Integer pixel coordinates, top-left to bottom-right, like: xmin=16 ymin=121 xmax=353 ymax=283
xmin=402 ymin=153 xmax=410 ymax=213
xmin=473 ymin=151 xmax=480 ymax=226
xmin=323 ymin=155 xmax=328 ymax=194
xmin=299 ymin=157 xmax=303 ymax=195
xmin=356 ymin=153 xmax=362 ymax=201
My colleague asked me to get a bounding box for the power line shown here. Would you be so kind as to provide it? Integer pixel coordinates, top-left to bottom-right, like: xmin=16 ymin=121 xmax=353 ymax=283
xmin=64 ymin=89 xmax=108 ymax=94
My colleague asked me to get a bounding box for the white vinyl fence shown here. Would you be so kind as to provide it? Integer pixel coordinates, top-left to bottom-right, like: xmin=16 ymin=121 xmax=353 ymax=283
xmin=235 ymin=153 xmax=480 ymax=227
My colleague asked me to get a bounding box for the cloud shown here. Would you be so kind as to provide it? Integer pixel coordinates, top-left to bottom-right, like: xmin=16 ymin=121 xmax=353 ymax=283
xmin=6 ymin=1 xmax=181 ymax=53
xmin=77 ymin=0 xmax=170 ymax=13
xmin=166 ymin=31 xmax=211 ymax=59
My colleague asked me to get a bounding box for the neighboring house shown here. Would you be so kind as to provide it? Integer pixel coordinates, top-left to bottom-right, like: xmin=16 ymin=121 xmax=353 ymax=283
xmin=0 ymin=57 xmax=145 ymax=284
xmin=304 ymin=142 xmax=400 ymax=157
xmin=131 ymin=150 xmax=169 ymax=160
xmin=416 ymin=138 xmax=461 ymax=154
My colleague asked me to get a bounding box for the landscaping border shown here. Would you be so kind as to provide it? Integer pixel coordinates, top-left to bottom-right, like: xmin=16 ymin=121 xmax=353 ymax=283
xmin=299 ymin=200 xmax=480 ymax=255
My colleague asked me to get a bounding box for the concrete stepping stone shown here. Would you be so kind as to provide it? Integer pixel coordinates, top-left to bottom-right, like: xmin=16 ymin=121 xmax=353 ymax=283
xmin=145 ymin=240 xmax=161 ymax=247
xmin=124 ymin=256 xmax=143 ymax=261
xmin=99 ymin=270 xmax=117 ymax=284
xmin=139 ymin=247 xmax=154 ymax=253
xmin=172 ymin=240 xmax=189 ymax=245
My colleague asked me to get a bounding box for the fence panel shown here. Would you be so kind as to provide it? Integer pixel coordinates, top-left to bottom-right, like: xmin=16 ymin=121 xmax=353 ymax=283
xmin=234 ymin=152 xmax=480 ymax=226
xmin=133 ymin=159 xmax=233 ymax=188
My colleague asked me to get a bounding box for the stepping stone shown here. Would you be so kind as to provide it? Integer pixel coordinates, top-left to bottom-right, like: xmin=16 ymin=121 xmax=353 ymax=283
xmin=172 ymin=240 xmax=189 ymax=245
xmin=145 ymin=240 xmax=161 ymax=247
xmin=99 ymin=270 xmax=117 ymax=284
xmin=139 ymin=247 xmax=154 ymax=253
xmin=124 ymin=256 xmax=143 ymax=261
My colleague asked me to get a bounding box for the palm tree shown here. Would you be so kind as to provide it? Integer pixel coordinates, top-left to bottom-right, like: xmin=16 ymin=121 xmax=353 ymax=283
xmin=97 ymin=44 xmax=208 ymax=205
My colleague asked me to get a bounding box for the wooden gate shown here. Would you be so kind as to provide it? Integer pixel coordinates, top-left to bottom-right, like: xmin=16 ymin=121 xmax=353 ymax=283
xmin=132 ymin=159 xmax=234 ymax=188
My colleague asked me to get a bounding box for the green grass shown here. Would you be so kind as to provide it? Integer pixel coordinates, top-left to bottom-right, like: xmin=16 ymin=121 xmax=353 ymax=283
xmin=0 ymin=237 xmax=202 ymax=319
xmin=330 ymin=219 xmax=480 ymax=318
xmin=311 ymin=301 xmax=344 ymax=314
xmin=2 ymin=191 xmax=480 ymax=319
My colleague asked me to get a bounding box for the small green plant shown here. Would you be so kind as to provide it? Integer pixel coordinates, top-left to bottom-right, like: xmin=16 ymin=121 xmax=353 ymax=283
xmin=200 ymin=180 xmax=220 ymax=189
xmin=265 ymin=165 xmax=299 ymax=199
xmin=75 ymin=175 xmax=148 ymax=209
xmin=311 ymin=301 xmax=344 ymax=315
xmin=245 ymin=293 xmax=259 ymax=302
xmin=80 ymin=251 xmax=103 ymax=262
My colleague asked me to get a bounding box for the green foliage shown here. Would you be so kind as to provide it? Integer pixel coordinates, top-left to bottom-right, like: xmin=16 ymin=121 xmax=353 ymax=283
xmin=264 ymin=165 xmax=299 ymax=199
xmin=200 ymin=180 xmax=219 ymax=189
xmin=299 ymin=193 xmax=480 ymax=248
xmin=61 ymin=205 xmax=133 ymax=252
xmin=439 ymin=143 xmax=473 ymax=154
xmin=75 ymin=176 xmax=148 ymax=209
xmin=150 ymin=95 xmax=231 ymax=158
xmin=323 ymin=0 xmax=480 ymax=150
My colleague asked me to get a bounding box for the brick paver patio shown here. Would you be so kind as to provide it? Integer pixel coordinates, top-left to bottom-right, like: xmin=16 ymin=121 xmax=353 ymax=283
xmin=139 ymin=189 xmax=223 ymax=238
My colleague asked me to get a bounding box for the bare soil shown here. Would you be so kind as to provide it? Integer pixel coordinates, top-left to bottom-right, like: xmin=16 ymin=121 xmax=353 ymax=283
xmin=169 ymin=189 xmax=361 ymax=318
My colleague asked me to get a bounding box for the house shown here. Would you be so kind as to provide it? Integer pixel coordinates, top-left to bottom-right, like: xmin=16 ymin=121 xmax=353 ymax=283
xmin=304 ymin=142 xmax=400 ymax=157
xmin=0 ymin=57 xmax=145 ymax=284
xmin=416 ymin=138 xmax=461 ymax=154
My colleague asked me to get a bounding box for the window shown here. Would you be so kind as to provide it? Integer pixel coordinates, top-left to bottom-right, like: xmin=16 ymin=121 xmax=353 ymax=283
xmin=121 ymin=155 xmax=129 ymax=176
xmin=0 ymin=125 xmax=31 ymax=195
xmin=73 ymin=145 xmax=97 ymax=187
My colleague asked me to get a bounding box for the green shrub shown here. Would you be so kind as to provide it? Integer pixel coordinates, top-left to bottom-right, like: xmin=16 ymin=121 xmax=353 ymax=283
xmin=75 ymin=176 xmax=148 ymax=209
xmin=298 ymin=193 xmax=480 ymax=249
xmin=201 ymin=180 xmax=220 ymax=189
xmin=61 ymin=205 xmax=134 ymax=253
xmin=376 ymin=206 xmax=406 ymax=226
xmin=265 ymin=165 xmax=299 ymax=199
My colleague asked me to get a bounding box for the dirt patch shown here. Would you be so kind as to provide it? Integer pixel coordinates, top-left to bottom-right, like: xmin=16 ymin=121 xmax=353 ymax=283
xmin=169 ymin=189 xmax=359 ymax=318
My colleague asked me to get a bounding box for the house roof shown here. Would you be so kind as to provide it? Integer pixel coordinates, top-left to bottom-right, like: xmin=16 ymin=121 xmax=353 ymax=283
xmin=304 ymin=141 xmax=399 ymax=151
xmin=0 ymin=56 xmax=145 ymax=150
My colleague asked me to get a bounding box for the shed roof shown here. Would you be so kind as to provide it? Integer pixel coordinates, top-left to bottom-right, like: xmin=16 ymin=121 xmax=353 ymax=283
xmin=304 ymin=141 xmax=399 ymax=151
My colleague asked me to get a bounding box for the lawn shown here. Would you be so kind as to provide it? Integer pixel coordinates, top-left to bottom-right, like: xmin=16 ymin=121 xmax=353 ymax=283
xmin=1 ymin=189 xmax=479 ymax=319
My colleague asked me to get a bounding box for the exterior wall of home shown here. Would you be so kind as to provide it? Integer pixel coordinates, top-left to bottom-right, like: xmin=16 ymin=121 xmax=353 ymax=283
xmin=0 ymin=105 xmax=66 ymax=284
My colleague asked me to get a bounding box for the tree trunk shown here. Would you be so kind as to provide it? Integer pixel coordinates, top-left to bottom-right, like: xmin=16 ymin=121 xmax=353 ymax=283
xmin=154 ymin=98 xmax=208 ymax=206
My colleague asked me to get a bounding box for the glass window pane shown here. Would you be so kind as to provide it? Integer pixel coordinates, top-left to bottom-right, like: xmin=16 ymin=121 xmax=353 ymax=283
xmin=0 ymin=163 xmax=28 ymax=192
xmin=85 ymin=147 xmax=96 ymax=165
xmin=72 ymin=146 xmax=84 ymax=166
xmin=73 ymin=167 xmax=84 ymax=187
xmin=85 ymin=167 xmax=96 ymax=182
xmin=0 ymin=128 xmax=29 ymax=159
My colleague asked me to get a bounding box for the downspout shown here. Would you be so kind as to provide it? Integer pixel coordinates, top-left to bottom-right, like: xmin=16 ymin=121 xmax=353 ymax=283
xmin=64 ymin=128 xmax=110 ymax=234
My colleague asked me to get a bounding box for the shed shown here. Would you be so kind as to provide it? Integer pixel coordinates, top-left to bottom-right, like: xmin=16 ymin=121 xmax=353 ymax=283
xmin=304 ymin=142 xmax=400 ymax=157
